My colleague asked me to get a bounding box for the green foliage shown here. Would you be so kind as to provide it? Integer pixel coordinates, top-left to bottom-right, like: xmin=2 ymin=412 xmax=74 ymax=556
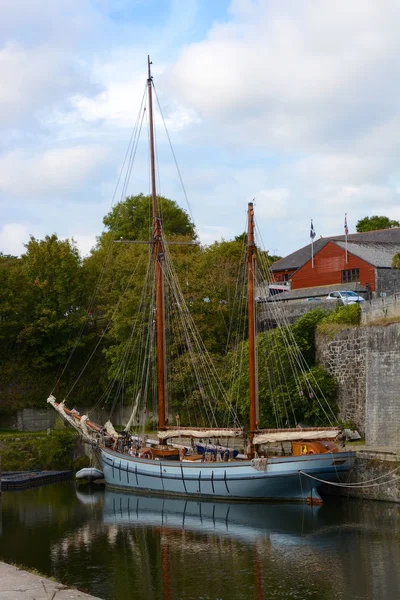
xmin=291 ymin=308 xmax=328 ymax=363
xmin=0 ymin=430 xmax=77 ymax=471
xmin=392 ymin=253 xmax=400 ymax=269
xmin=102 ymin=193 xmax=196 ymax=241
xmin=356 ymin=215 xmax=400 ymax=232
xmin=228 ymin=308 xmax=337 ymax=428
xmin=319 ymin=304 xmax=361 ymax=329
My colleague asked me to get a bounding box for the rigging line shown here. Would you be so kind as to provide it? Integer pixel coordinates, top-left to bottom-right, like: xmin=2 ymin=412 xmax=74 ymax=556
xmin=255 ymin=227 xmax=336 ymax=425
xmin=162 ymin=257 xmax=219 ymax=427
xmin=52 ymin=83 xmax=148 ymax=394
xmin=120 ymin=101 xmax=147 ymax=202
xmin=105 ymin=249 xmax=155 ymax=414
xmin=152 ymin=82 xmax=195 ymax=225
xmin=299 ymin=467 xmax=400 ymax=488
xmin=65 ymin=249 xmax=147 ymax=401
xmin=254 ymin=247 xmax=306 ymax=426
xmin=162 ymin=244 xmax=236 ymax=426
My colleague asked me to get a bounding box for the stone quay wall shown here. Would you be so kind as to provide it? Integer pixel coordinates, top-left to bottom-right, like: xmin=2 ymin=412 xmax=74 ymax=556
xmin=362 ymin=292 xmax=400 ymax=324
xmin=317 ymin=323 xmax=400 ymax=449
xmin=322 ymin=448 xmax=400 ymax=503
xmin=316 ymin=327 xmax=367 ymax=435
xmin=259 ymin=300 xmax=336 ymax=329
xmin=0 ymin=404 xmax=134 ymax=432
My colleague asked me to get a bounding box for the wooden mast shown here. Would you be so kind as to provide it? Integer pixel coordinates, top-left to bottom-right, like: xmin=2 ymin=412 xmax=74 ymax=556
xmin=247 ymin=202 xmax=258 ymax=451
xmin=148 ymin=56 xmax=166 ymax=433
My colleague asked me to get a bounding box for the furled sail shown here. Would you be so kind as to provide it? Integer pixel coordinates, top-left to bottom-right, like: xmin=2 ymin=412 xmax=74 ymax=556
xmin=253 ymin=428 xmax=340 ymax=445
xmin=158 ymin=428 xmax=243 ymax=440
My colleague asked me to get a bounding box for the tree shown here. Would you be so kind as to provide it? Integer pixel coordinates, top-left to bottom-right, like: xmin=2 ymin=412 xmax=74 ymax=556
xmin=16 ymin=234 xmax=89 ymax=367
xmin=227 ymin=309 xmax=337 ymax=428
xmin=356 ymin=215 xmax=400 ymax=232
xmin=102 ymin=193 xmax=196 ymax=241
xmin=392 ymin=253 xmax=400 ymax=269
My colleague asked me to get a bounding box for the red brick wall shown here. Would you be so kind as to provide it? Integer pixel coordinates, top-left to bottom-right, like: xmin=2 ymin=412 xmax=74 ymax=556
xmin=289 ymin=241 xmax=376 ymax=290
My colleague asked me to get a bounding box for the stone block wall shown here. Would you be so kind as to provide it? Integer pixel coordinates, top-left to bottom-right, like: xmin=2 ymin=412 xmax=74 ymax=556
xmin=362 ymin=293 xmax=400 ymax=324
xmin=376 ymin=268 xmax=400 ymax=296
xmin=0 ymin=408 xmax=56 ymax=431
xmin=316 ymin=327 xmax=367 ymax=434
xmin=317 ymin=323 xmax=400 ymax=448
xmin=259 ymin=300 xmax=336 ymax=330
xmin=365 ymin=325 xmax=400 ymax=449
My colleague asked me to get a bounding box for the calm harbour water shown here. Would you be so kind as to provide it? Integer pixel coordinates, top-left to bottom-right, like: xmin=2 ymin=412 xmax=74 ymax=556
xmin=0 ymin=481 xmax=399 ymax=600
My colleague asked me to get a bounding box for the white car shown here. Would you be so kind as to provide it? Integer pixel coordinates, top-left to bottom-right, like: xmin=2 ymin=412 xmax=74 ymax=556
xmin=326 ymin=290 xmax=365 ymax=304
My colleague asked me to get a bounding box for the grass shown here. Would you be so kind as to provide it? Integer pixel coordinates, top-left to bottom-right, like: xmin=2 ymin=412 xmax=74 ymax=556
xmin=364 ymin=315 xmax=400 ymax=326
xmin=347 ymin=439 xmax=366 ymax=446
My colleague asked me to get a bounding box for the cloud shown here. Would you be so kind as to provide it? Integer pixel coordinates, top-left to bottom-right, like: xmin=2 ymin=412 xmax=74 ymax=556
xmin=253 ymin=189 xmax=290 ymax=220
xmin=2 ymin=0 xmax=400 ymax=262
xmin=0 ymin=41 xmax=98 ymax=129
xmin=0 ymin=223 xmax=31 ymax=256
xmin=168 ymin=0 xmax=400 ymax=150
xmin=0 ymin=145 xmax=110 ymax=197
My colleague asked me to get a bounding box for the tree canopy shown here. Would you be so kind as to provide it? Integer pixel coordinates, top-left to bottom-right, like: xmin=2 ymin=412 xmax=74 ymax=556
xmin=102 ymin=193 xmax=196 ymax=241
xmin=0 ymin=193 xmax=337 ymax=430
xmin=356 ymin=215 xmax=400 ymax=232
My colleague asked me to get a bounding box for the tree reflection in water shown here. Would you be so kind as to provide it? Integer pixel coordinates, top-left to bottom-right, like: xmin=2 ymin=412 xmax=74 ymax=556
xmin=1 ymin=482 xmax=400 ymax=600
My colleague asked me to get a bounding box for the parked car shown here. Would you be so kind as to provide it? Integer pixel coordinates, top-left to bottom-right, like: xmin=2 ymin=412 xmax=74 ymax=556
xmin=326 ymin=291 xmax=365 ymax=304
xmin=304 ymin=297 xmax=322 ymax=302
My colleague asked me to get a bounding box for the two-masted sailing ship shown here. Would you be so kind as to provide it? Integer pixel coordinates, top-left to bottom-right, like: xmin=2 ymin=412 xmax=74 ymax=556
xmin=47 ymin=58 xmax=354 ymax=504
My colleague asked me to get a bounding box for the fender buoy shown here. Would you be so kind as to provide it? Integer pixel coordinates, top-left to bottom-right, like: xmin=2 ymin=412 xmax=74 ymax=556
xmin=140 ymin=450 xmax=152 ymax=459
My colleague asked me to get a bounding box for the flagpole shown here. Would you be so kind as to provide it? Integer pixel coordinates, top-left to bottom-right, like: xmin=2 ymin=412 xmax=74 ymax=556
xmin=345 ymin=213 xmax=348 ymax=264
xmin=310 ymin=218 xmax=315 ymax=269
xmin=311 ymin=237 xmax=314 ymax=268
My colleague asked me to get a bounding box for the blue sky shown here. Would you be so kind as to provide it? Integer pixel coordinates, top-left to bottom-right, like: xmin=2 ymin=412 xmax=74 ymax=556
xmin=1 ymin=0 xmax=400 ymax=257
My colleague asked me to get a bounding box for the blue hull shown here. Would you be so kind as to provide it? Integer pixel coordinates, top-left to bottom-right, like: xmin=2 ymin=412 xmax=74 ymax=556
xmin=101 ymin=448 xmax=354 ymax=503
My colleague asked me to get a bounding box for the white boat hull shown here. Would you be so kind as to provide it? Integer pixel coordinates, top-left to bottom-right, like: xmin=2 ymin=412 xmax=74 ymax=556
xmin=75 ymin=467 xmax=104 ymax=482
xmin=100 ymin=448 xmax=354 ymax=503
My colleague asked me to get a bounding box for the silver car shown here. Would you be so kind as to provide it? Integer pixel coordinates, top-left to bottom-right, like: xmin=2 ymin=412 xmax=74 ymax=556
xmin=326 ymin=290 xmax=365 ymax=304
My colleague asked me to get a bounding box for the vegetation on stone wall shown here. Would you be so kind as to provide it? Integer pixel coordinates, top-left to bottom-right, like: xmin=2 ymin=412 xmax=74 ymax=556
xmin=392 ymin=253 xmax=400 ymax=269
xmin=317 ymin=304 xmax=361 ymax=337
xmin=0 ymin=430 xmax=82 ymax=471
xmin=228 ymin=309 xmax=338 ymax=428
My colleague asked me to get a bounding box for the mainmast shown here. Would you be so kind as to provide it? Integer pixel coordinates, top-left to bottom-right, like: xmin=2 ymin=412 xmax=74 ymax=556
xmin=148 ymin=56 xmax=166 ymax=433
xmin=247 ymin=202 xmax=258 ymax=449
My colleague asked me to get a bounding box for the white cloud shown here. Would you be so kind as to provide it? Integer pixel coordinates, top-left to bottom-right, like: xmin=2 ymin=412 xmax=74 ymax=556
xmin=0 ymin=41 xmax=97 ymax=128
xmin=0 ymin=223 xmax=30 ymax=256
xmin=0 ymin=145 xmax=109 ymax=196
xmin=72 ymin=234 xmax=97 ymax=257
xmin=2 ymin=0 xmax=400 ymax=261
xmin=253 ymin=189 xmax=290 ymax=220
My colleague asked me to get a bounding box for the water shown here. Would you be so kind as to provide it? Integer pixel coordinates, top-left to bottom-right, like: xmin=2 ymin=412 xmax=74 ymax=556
xmin=1 ymin=482 xmax=400 ymax=600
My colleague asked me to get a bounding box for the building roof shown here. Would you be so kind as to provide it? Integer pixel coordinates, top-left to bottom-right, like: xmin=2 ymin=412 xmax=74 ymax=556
xmin=335 ymin=242 xmax=400 ymax=268
xmin=271 ymin=227 xmax=400 ymax=272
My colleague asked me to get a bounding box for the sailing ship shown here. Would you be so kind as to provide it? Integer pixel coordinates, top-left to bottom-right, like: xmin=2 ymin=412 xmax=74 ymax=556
xmin=47 ymin=57 xmax=354 ymax=504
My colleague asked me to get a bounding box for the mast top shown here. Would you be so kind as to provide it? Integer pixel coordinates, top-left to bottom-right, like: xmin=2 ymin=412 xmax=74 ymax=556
xmin=148 ymin=55 xmax=153 ymax=81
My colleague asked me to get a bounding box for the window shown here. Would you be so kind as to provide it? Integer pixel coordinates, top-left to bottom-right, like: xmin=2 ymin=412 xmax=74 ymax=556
xmin=342 ymin=268 xmax=360 ymax=283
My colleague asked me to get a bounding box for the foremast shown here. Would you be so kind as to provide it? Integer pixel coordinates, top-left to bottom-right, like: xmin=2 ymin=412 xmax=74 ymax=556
xmin=148 ymin=56 xmax=166 ymax=435
xmin=247 ymin=202 xmax=259 ymax=455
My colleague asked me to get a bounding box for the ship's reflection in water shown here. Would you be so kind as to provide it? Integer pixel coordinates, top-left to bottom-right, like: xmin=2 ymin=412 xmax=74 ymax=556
xmin=1 ymin=482 xmax=400 ymax=600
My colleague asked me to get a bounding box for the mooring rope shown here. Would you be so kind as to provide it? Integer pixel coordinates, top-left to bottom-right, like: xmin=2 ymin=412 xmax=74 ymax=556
xmin=299 ymin=466 xmax=400 ymax=489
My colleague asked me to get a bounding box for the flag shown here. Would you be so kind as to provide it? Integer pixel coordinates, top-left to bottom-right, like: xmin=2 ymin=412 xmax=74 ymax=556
xmin=310 ymin=219 xmax=316 ymax=240
xmin=344 ymin=213 xmax=349 ymax=235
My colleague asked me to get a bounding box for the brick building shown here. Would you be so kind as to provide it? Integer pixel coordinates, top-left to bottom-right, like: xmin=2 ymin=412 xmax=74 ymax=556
xmin=271 ymin=228 xmax=400 ymax=295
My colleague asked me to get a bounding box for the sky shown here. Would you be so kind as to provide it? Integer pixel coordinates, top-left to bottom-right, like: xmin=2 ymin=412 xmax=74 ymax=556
xmin=1 ymin=0 xmax=400 ymax=258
